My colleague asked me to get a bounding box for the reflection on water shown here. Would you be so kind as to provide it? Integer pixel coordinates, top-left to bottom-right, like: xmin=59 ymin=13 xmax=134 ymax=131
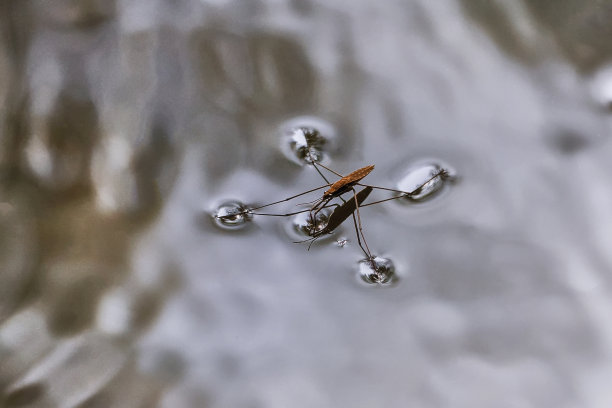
xmin=2 ymin=0 xmax=612 ymax=407
xmin=212 ymin=200 xmax=252 ymax=230
xmin=279 ymin=118 xmax=339 ymax=165
xmin=395 ymin=161 xmax=456 ymax=203
xmin=357 ymin=256 xmax=398 ymax=286
xmin=288 ymin=207 xmax=333 ymax=241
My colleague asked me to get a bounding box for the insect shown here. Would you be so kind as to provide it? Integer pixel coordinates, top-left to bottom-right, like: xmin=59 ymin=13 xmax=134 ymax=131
xmin=309 ymin=165 xmax=375 ymax=216
xmin=215 ymin=154 xmax=451 ymax=270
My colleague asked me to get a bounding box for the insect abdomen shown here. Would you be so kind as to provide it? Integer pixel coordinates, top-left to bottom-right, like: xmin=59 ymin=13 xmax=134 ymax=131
xmin=324 ymin=165 xmax=375 ymax=196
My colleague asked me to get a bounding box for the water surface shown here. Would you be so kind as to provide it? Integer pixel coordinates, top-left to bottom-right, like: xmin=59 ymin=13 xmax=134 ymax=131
xmin=1 ymin=1 xmax=612 ymax=407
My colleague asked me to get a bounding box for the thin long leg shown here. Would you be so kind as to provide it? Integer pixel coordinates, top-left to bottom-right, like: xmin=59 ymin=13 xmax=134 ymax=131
xmin=306 ymin=151 xmax=343 ymax=179
xmin=249 ymin=183 xmax=330 ymax=211
xmin=312 ymin=160 xmax=343 ymax=178
xmin=351 ymin=187 xmax=373 ymax=261
xmin=252 ymin=202 xmax=340 ymax=217
xmin=356 ymin=169 xmax=450 ymax=207
xmin=311 ymin=161 xmax=333 ymax=184
xmin=355 ymin=169 xmax=448 ymax=196
xmin=359 ymin=195 xmax=407 ymax=207
xmin=350 ymin=212 xmax=367 ymax=257
xmin=218 ymin=198 xmax=338 ymax=222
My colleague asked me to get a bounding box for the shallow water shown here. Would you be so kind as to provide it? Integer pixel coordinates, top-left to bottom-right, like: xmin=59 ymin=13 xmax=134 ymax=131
xmin=2 ymin=1 xmax=612 ymax=407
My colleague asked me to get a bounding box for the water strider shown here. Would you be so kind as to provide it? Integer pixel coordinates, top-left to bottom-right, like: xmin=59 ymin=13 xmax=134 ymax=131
xmin=214 ymin=150 xmax=453 ymax=275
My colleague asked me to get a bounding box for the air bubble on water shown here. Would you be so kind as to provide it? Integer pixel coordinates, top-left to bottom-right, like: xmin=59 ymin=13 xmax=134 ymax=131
xmin=336 ymin=238 xmax=349 ymax=247
xmin=358 ymin=256 xmax=398 ymax=286
xmin=285 ymin=207 xmax=334 ymax=241
xmin=211 ymin=200 xmax=252 ymax=230
xmin=279 ymin=117 xmax=337 ymax=165
xmin=396 ymin=162 xmax=456 ymax=202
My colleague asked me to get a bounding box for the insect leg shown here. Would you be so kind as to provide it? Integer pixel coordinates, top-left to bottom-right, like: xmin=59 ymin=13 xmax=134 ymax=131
xmin=312 ymin=160 xmax=343 ymax=178
xmin=350 ymin=187 xmax=374 ymax=261
xmin=249 ymin=183 xmax=331 ymax=211
xmin=252 ymin=204 xmax=337 ymax=217
xmin=305 ymin=151 xmax=343 ymax=180
xmin=216 ymin=184 xmax=333 ymax=222
xmin=357 ymin=169 xmax=450 ymax=207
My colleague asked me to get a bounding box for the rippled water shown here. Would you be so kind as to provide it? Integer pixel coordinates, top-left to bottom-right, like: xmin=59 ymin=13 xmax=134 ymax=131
xmin=2 ymin=1 xmax=612 ymax=407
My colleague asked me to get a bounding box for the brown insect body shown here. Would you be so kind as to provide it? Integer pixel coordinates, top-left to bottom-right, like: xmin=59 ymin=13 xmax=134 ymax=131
xmin=323 ymin=165 xmax=375 ymax=198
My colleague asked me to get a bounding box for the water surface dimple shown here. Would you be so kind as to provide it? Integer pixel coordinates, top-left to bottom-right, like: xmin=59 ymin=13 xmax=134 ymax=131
xmin=357 ymin=256 xmax=398 ymax=286
xmin=285 ymin=207 xmax=334 ymax=241
xmin=279 ymin=116 xmax=338 ymax=165
xmin=211 ymin=200 xmax=253 ymax=230
xmin=396 ymin=161 xmax=456 ymax=203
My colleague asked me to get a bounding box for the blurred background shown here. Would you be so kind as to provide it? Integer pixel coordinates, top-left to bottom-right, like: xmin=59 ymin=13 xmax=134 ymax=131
xmin=1 ymin=0 xmax=612 ymax=407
